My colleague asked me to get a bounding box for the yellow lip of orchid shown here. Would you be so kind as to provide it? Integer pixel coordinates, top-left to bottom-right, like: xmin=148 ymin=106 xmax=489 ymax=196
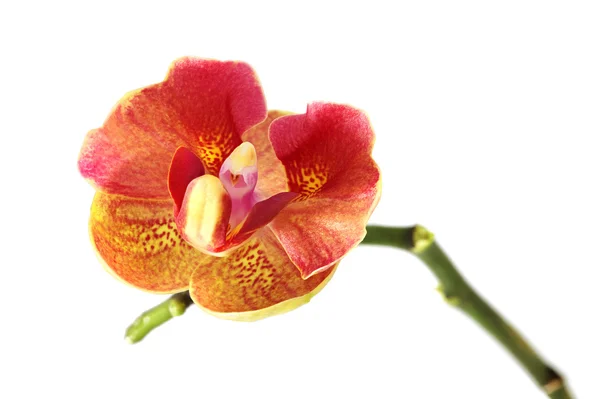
xmin=79 ymin=58 xmax=381 ymax=321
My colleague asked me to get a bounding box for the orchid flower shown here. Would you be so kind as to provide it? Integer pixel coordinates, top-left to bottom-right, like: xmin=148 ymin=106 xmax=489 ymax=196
xmin=77 ymin=57 xmax=574 ymax=398
xmin=78 ymin=57 xmax=381 ymax=321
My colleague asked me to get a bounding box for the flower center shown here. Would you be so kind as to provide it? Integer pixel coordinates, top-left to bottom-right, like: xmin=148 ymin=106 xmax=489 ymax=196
xmin=219 ymin=142 xmax=259 ymax=227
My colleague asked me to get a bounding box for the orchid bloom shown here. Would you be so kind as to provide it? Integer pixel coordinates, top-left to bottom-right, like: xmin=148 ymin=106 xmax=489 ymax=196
xmin=78 ymin=57 xmax=381 ymax=321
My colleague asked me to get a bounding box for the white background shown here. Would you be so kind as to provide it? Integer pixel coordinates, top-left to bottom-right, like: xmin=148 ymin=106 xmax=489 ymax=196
xmin=1 ymin=1 xmax=598 ymax=398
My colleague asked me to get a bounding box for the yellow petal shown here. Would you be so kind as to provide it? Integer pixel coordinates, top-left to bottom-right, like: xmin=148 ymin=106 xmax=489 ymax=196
xmin=89 ymin=192 xmax=214 ymax=293
xmin=189 ymin=228 xmax=336 ymax=321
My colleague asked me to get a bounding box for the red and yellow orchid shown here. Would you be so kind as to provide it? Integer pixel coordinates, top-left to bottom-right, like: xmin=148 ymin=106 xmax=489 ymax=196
xmin=78 ymin=57 xmax=381 ymax=321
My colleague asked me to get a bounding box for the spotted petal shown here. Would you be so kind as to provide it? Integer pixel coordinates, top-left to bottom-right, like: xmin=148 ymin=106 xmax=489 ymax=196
xmin=78 ymin=57 xmax=267 ymax=199
xmin=268 ymin=103 xmax=382 ymax=279
xmin=89 ymin=192 xmax=214 ymax=293
xmin=189 ymin=229 xmax=336 ymax=321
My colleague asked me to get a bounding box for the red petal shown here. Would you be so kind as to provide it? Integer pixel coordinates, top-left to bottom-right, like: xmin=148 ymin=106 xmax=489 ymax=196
xmin=89 ymin=192 xmax=213 ymax=293
xmin=189 ymin=228 xmax=336 ymax=320
xmin=78 ymin=57 xmax=266 ymax=199
xmin=268 ymin=103 xmax=382 ymax=278
xmin=168 ymin=146 xmax=205 ymax=215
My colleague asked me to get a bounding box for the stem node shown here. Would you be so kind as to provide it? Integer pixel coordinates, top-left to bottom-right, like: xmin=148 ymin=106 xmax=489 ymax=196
xmin=412 ymin=225 xmax=435 ymax=253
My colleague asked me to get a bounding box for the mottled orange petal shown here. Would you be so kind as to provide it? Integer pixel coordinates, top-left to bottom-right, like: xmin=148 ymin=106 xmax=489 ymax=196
xmin=242 ymin=110 xmax=290 ymax=198
xmin=268 ymin=103 xmax=382 ymax=278
xmin=189 ymin=229 xmax=336 ymax=321
xmin=78 ymin=57 xmax=267 ymax=199
xmin=89 ymin=192 xmax=213 ymax=293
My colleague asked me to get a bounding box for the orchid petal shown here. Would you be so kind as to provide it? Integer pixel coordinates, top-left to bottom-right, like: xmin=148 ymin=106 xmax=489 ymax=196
xmin=189 ymin=229 xmax=336 ymax=321
xmin=89 ymin=192 xmax=213 ymax=293
xmin=268 ymin=103 xmax=382 ymax=278
xmin=242 ymin=110 xmax=290 ymax=198
xmin=78 ymin=57 xmax=267 ymax=199
xmin=168 ymin=146 xmax=205 ymax=214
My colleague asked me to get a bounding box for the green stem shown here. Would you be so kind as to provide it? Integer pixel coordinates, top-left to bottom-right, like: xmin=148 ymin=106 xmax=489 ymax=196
xmin=124 ymin=291 xmax=193 ymax=344
xmin=362 ymin=225 xmax=572 ymax=399
xmin=123 ymin=224 xmax=573 ymax=397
